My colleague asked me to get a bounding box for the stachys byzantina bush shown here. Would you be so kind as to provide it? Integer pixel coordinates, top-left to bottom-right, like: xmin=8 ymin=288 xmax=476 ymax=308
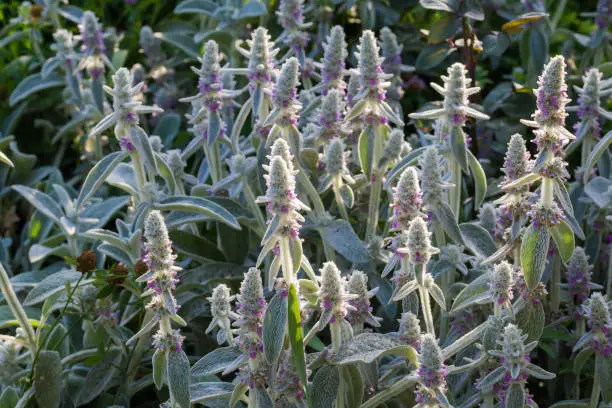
xmin=0 ymin=1 xmax=610 ymax=408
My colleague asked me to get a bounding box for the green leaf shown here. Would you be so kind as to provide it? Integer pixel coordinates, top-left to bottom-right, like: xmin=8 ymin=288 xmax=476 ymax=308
xmin=416 ymin=42 xmax=454 ymax=71
xmin=521 ymin=225 xmax=550 ymax=289
xmin=573 ymin=348 xmax=594 ymax=375
xmin=384 ymin=146 xmax=427 ymax=189
xmin=428 ymin=14 xmax=461 ymax=43
xmin=450 ymin=272 xmax=491 ymax=314
xmin=516 ymin=302 xmax=545 ymax=342
xmin=340 ymin=365 xmax=364 ymax=407
xmin=76 ymin=151 xmax=129 ymax=211
xmin=584 ymin=130 xmax=612 ymax=184
xmin=502 ymin=12 xmax=547 ymax=34
xmin=596 ymin=354 xmax=612 ymax=402
xmin=450 ymin=127 xmax=469 ymax=174
xmin=153 ymin=349 xmax=166 ymax=390
xmin=0 ymin=387 xmax=19 ymax=408
xmin=550 ymin=221 xmax=574 ymax=263
xmin=130 ymin=127 xmax=158 ymax=175
xmin=238 ymin=0 xmax=267 ymax=18
xmin=287 ymin=283 xmax=308 ymax=397
xmin=263 ymin=292 xmax=288 ymax=365
xmin=159 ymin=32 xmax=200 ymax=59
xmin=33 ymin=350 xmax=61 ymax=408
xmin=358 ymin=126 xmax=375 ymax=179
xmin=156 ymin=196 xmax=240 ymax=229
xmin=459 ymin=223 xmax=497 ymax=258
xmin=174 ymin=0 xmax=217 ymax=15
xmin=25 ymin=270 xmax=90 ymax=306
xmin=419 ymin=0 xmax=456 ymax=12
xmin=169 ymin=229 xmax=225 ymax=263
xmin=477 ymin=366 xmax=506 ymax=390
xmin=9 ymin=73 xmax=64 ymax=106
xmin=332 ymin=333 xmax=417 ymax=365
xmin=431 ymin=201 xmax=465 ymax=245
xmin=190 ymin=382 xmax=235 ymax=403
xmin=467 ymin=150 xmax=487 ymax=209
xmin=167 ymin=349 xmax=191 ymax=408
xmin=153 ymin=112 xmax=182 ymax=147
xmin=312 ymin=365 xmax=340 ymax=408
xmin=504 ymin=383 xmax=525 ymax=408
xmin=483 ymin=32 xmax=511 ymax=57
xmin=529 ymin=27 xmax=548 ymax=73
xmin=191 ymin=346 xmax=242 ymax=376
xmin=13 ymin=185 xmax=64 ymax=226
xmin=323 ymin=219 xmax=369 ymax=264
xmin=76 ymin=350 xmax=121 ymax=405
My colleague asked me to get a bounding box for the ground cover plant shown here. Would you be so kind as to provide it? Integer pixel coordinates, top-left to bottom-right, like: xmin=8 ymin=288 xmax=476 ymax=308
xmin=0 ymin=0 xmax=611 ymax=407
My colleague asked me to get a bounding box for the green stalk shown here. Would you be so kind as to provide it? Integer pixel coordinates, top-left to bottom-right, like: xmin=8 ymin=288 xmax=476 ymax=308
xmin=590 ymin=357 xmax=601 ymax=408
xmin=243 ymin=182 xmax=267 ymax=235
xmin=450 ymin=158 xmax=462 ymax=221
xmin=365 ymin=127 xmax=384 ymax=240
xmin=551 ymin=253 xmax=561 ymax=312
xmin=418 ymin=285 xmax=435 ymax=336
xmin=332 ymin=181 xmax=349 ymax=221
xmin=131 ymin=152 xmax=147 ymax=203
xmin=360 ymin=375 xmax=419 ymax=408
xmin=0 ymin=264 xmax=36 ymax=353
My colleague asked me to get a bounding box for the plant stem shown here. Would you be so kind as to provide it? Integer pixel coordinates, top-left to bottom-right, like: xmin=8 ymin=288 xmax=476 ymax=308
xmin=360 ymin=375 xmax=418 ymax=408
xmin=450 ymin=158 xmax=462 ymax=221
xmin=243 ymin=182 xmax=266 ymax=234
xmin=131 ymin=151 xmax=147 ymax=203
xmin=541 ymin=178 xmax=554 ymax=207
xmin=551 ymin=253 xmax=561 ymax=312
xmin=590 ymin=357 xmax=601 ymax=408
xmin=418 ymin=285 xmax=435 ymax=336
xmin=0 ymin=264 xmax=37 ymax=353
xmin=332 ymin=182 xmax=349 ymax=221
xmin=365 ymin=130 xmax=384 ymax=240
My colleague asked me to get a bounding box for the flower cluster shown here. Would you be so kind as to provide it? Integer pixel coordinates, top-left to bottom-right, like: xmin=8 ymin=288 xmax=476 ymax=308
xmin=564 ymin=247 xmax=596 ymax=306
xmin=89 ymin=68 xmax=163 ymax=142
xmin=346 ymin=270 xmax=382 ymax=331
xmin=207 ymin=283 xmax=239 ymax=345
xmin=51 ymin=29 xmax=78 ymax=74
xmin=405 ymin=216 xmax=439 ymax=266
xmin=139 ymin=26 xmax=165 ymax=69
xmin=398 ymin=311 xmax=421 ymax=348
xmin=235 ymin=268 xmax=267 ymax=360
xmin=580 ymin=293 xmax=612 ymax=356
xmin=380 ymin=27 xmax=404 ymax=105
xmin=390 ymin=166 xmax=423 ymax=231
xmin=318 ymin=262 xmax=356 ymax=325
xmin=276 ymin=0 xmax=311 ymax=57
xmin=139 ymin=211 xmax=184 ymax=352
xmin=316 ymin=26 xmax=348 ymax=95
xmin=77 ymin=11 xmax=110 ymax=78
xmin=489 ymin=261 xmax=514 ymax=309
xmin=415 ymin=334 xmax=449 ymax=406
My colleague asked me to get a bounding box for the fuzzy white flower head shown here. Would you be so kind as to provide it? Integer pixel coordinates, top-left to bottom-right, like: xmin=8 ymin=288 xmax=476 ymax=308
xmin=318 ymin=262 xmax=356 ymax=320
xmin=398 ymin=311 xmax=421 ymax=347
xmin=406 ymin=217 xmax=438 ymax=265
xmin=0 ymin=339 xmax=20 ymax=384
xmin=502 ymin=134 xmax=532 ymax=183
xmin=207 ymin=283 xmax=239 ymax=345
xmin=420 ymin=334 xmax=443 ymax=370
xmin=496 ymin=324 xmax=532 ymax=380
xmin=317 ymin=89 xmax=345 ymax=140
xmin=324 ymin=137 xmax=348 ymax=177
xmin=320 ymin=25 xmax=348 ymax=94
xmin=577 ymin=68 xmax=602 ymax=120
xmin=419 ymin=147 xmax=444 ymax=207
xmin=534 ymin=55 xmax=570 ymax=128
xmin=583 ymin=292 xmax=611 ymax=331
xmin=51 ymin=29 xmax=77 ymax=68
xmin=270 ymin=138 xmax=294 ymax=171
xmin=274 ymin=57 xmax=300 ymax=110
xmin=246 ymin=27 xmax=276 ymax=87
xmin=380 ymin=27 xmax=402 ymax=76
xmin=139 ymin=26 xmax=164 ymax=67
xmin=380 ymin=129 xmax=406 ymax=169
xmin=391 ymin=167 xmax=422 ymax=231
xmin=356 ymin=30 xmax=390 ymax=102
xmin=236 ymin=268 xmax=266 ymax=360
xmin=490 ymin=261 xmax=514 ymax=307
xmin=144 ymin=210 xmax=175 ymax=273
xmin=479 ymin=203 xmax=497 ymax=234
xmin=566 ymin=247 xmax=594 ymax=304
xmin=346 ymin=270 xmax=382 ymax=329
xmin=166 ymin=150 xmax=187 ymax=181
xmin=346 ymin=71 xmax=360 ymax=107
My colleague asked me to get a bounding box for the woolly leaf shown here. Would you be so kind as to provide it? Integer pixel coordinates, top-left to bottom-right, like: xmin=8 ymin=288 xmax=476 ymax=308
xmin=521 ymin=225 xmax=550 ymax=289
xmin=287 ymin=284 xmax=308 ymax=398
xmin=263 ymin=292 xmax=288 ymax=365
xmin=33 ymin=350 xmax=61 ymax=408
xmin=76 ymin=350 xmax=121 ymax=405
xmin=77 ymin=151 xmax=129 ymax=211
xmin=167 ymin=349 xmax=191 ymax=408
xmin=312 ymin=365 xmax=340 ymax=408
xmin=550 ymin=221 xmax=574 ymax=263
xmin=190 ymin=382 xmax=235 ymax=403
xmin=323 ymin=219 xmax=369 ymax=264
xmin=10 ymin=73 xmax=64 ymax=106
xmin=459 ymin=223 xmax=497 ymax=258
xmin=332 ymin=333 xmax=417 ymax=365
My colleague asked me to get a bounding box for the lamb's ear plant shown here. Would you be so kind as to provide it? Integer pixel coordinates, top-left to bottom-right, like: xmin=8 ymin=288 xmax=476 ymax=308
xmin=1 ymin=3 xmax=612 ymax=408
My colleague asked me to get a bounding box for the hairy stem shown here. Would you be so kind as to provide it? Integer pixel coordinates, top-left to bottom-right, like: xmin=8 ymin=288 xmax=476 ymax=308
xmin=0 ymin=264 xmax=37 ymax=353
xmin=365 ymin=129 xmax=384 ymax=240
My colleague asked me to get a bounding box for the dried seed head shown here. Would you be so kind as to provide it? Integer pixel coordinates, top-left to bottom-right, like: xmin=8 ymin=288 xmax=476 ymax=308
xmin=535 ymin=55 xmax=570 ymax=127
xmin=490 ymin=261 xmax=514 ymax=307
xmin=399 ymin=311 xmax=421 ymax=347
xmin=502 ymin=134 xmax=531 ymax=182
xmin=566 ymin=247 xmax=592 ymax=304
xmin=391 ymin=167 xmax=422 ymax=231
xmin=76 ymin=250 xmax=97 ymax=274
